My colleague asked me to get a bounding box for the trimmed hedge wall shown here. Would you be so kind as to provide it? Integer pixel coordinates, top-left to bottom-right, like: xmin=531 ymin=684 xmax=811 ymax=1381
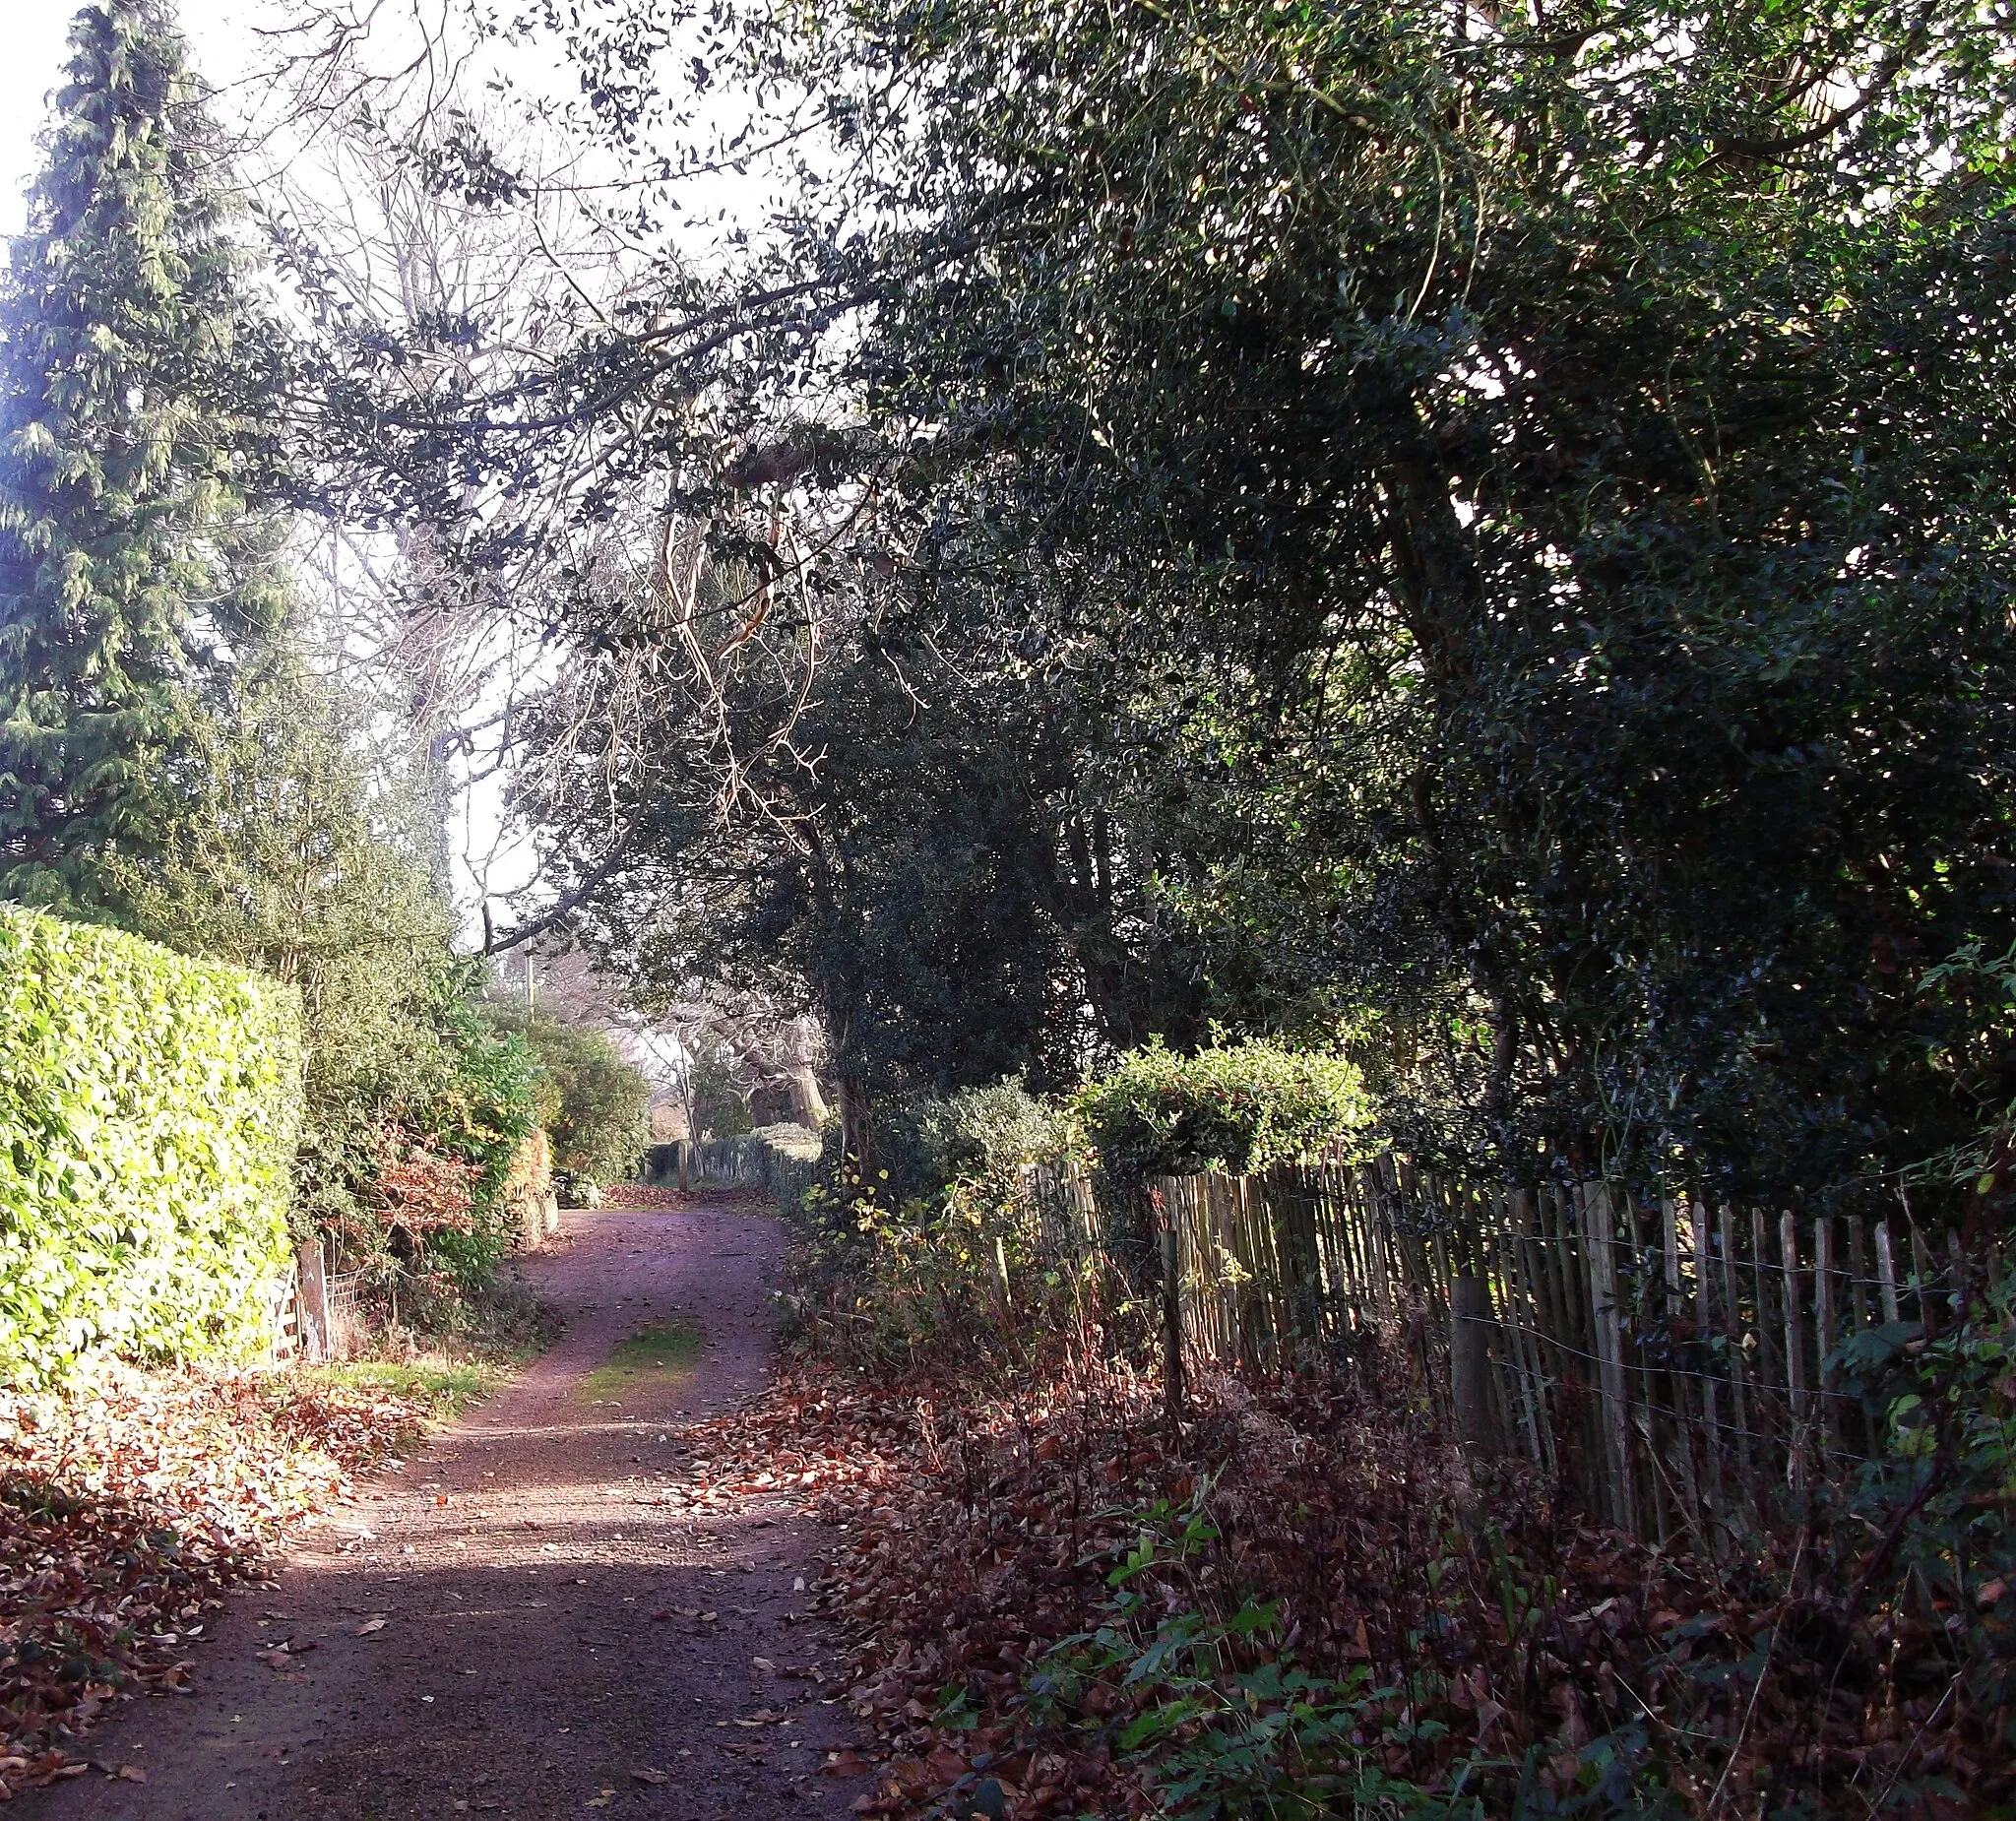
xmin=0 ymin=905 xmax=303 ymax=1386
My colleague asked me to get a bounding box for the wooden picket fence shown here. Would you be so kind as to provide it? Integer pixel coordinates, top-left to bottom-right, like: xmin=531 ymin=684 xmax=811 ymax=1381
xmin=1030 ymin=1163 xmax=1100 ymax=1257
xmin=1122 ymin=1162 xmax=1965 ymax=1547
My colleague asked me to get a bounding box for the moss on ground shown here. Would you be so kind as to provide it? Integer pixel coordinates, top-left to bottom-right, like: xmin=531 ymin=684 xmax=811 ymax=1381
xmin=576 ymin=1320 xmax=704 ymax=1406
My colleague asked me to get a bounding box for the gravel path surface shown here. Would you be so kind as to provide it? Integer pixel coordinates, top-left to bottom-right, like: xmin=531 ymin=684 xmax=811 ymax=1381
xmin=24 ymin=1202 xmax=867 ymax=1821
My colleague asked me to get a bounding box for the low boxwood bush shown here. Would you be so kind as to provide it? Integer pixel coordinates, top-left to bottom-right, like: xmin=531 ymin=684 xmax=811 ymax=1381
xmin=1073 ymin=1037 xmax=1368 ymax=1183
xmin=0 ymin=905 xmax=303 ymax=1386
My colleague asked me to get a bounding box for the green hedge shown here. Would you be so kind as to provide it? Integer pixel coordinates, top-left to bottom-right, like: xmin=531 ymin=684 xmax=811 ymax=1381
xmin=1073 ymin=1038 xmax=1369 ymax=1184
xmin=0 ymin=906 xmax=303 ymax=1386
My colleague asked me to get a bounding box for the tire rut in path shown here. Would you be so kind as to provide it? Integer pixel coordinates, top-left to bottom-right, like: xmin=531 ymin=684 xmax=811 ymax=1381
xmin=26 ymin=1202 xmax=867 ymax=1821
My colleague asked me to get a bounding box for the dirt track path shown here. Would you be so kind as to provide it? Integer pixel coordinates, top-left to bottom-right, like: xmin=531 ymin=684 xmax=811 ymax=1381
xmin=26 ymin=1202 xmax=865 ymax=1821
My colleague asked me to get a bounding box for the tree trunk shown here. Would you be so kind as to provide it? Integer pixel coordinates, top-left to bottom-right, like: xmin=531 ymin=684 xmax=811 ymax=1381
xmin=790 ymin=1067 xmax=829 ymax=1128
xmin=836 ymin=1074 xmax=874 ymax=1184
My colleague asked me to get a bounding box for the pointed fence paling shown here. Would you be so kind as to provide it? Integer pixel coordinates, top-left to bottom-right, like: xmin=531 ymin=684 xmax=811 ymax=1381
xmin=1060 ymin=1161 xmax=1966 ymax=1545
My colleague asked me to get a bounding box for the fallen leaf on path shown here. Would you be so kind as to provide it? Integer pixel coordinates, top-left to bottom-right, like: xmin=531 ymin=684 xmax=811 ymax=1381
xmin=821 ymin=1750 xmax=870 ymax=1778
xmin=356 ymin=1616 xmax=388 ymax=1635
xmin=631 ymin=1767 xmax=669 ymax=1785
xmin=116 ymin=1766 xmax=147 ymax=1783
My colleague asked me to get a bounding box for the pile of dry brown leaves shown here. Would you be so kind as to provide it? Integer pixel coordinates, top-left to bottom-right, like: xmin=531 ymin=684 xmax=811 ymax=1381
xmin=0 ymin=1366 xmax=431 ymax=1797
xmin=598 ymin=1184 xmax=692 ymax=1211
xmin=681 ymin=1352 xmax=1992 ymax=1820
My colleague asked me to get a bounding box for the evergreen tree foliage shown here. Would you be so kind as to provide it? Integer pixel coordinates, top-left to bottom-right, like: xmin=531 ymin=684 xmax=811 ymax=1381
xmin=0 ymin=0 xmax=277 ymax=913
xmin=273 ymin=1 xmax=2016 ymax=1213
xmin=111 ymin=646 xmax=456 ymax=1168
xmin=111 ymin=638 xmax=541 ymax=1278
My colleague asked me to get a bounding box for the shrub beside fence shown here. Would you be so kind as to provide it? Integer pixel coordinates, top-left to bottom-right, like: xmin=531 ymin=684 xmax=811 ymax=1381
xmin=0 ymin=905 xmax=303 ymax=1387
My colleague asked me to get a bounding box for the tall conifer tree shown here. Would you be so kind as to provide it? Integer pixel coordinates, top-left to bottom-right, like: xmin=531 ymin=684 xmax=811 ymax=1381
xmin=0 ymin=0 xmax=274 ymax=912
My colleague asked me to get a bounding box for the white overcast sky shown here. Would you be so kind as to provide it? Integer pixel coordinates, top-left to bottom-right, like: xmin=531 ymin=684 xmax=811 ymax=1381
xmin=1 ymin=1 xmax=86 ymax=232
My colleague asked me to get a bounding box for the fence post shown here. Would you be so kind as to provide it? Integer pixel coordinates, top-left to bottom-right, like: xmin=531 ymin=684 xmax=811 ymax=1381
xmin=992 ymin=1234 xmax=1014 ymax=1315
xmin=295 ymin=1239 xmax=331 ymax=1364
xmin=1692 ymin=1196 xmax=1727 ymax=1542
xmin=1660 ymin=1195 xmax=1704 ymax=1539
xmin=1449 ymin=1273 xmax=1497 ymax=1457
xmin=1875 ymin=1220 xmax=1901 ymax=1324
xmin=1780 ymin=1212 xmax=1810 ymax=1490
xmin=1581 ymin=1181 xmax=1641 ymax=1537
xmin=1814 ymin=1217 xmax=1842 ymax=1464
xmin=1158 ymin=1192 xmax=1186 ymax=1427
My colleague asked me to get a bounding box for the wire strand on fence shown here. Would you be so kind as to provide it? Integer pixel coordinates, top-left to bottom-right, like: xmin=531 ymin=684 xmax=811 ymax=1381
xmin=1118 ymin=1162 xmax=1945 ymax=1541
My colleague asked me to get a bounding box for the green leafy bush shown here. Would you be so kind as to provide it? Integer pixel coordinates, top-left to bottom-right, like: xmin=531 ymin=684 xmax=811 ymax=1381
xmin=291 ymin=963 xmax=541 ymax=1292
xmin=484 ymin=1006 xmax=650 ymax=1188
xmin=912 ymin=1076 xmax=1066 ymax=1185
xmin=0 ymin=905 xmax=302 ymax=1386
xmin=788 ymin=1108 xmax=1093 ymax=1372
xmin=389 ymin=995 xmax=542 ymax=1288
xmin=107 ymin=649 xmax=526 ymax=1286
xmin=1072 ymin=1039 xmax=1367 ymax=1280
xmin=1073 ymin=1039 xmax=1368 ymax=1184
xmin=788 ymin=1169 xmax=1028 ymax=1369
xmin=1835 ymin=1256 xmax=2016 ymax=1727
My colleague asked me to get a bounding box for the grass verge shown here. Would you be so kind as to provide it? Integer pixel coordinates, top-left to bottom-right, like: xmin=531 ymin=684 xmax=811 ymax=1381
xmin=302 ymin=1357 xmax=508 ymax=1417
xmin=576 ymin=1320 xmax=704 ymax=1406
